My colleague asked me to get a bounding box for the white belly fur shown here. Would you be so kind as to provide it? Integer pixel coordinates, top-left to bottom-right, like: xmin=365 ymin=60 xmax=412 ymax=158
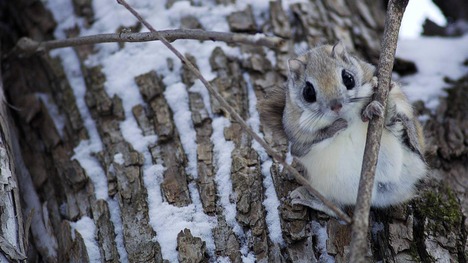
xmin=299 ymin=120 xmax=425 ymax=207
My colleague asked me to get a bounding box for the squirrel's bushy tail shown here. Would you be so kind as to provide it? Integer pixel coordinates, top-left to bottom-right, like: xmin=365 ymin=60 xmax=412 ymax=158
xmin=258 ymin=84 xmax=287 ymax=139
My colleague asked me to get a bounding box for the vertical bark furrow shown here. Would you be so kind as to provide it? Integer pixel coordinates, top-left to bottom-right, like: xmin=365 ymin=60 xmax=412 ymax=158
xmin=92 ymin=200 xmax=120 ymax=263
xmin=208 ymin=44 xmax=272 ymax=261
xmin=181 ymin=55 xmax=217 ymax=214
xmin=135 ymin=71 xmax=191 ymax=207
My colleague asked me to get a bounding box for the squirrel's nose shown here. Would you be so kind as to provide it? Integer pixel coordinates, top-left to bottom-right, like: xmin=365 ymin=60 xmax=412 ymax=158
xmin=330 ymin=100 xmax=343 ymax=113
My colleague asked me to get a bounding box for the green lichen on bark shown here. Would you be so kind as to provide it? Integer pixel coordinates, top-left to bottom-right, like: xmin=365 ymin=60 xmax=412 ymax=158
xmin=417 ymin=184 xmax=462 ymax=234
xmin=410 ymin=183 xmax=463 ymax=263
xmin=408 ymin=241 xmax=422 ymax=263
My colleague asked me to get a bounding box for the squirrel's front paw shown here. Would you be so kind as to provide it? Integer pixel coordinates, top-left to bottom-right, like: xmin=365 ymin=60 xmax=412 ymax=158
xmin=371 ymin=76 xmax=398 ymax=91
xmin=362 ymin=101 xmax=385 ymax=122
xmin=332 ymin=118 xmax=348 ymax=131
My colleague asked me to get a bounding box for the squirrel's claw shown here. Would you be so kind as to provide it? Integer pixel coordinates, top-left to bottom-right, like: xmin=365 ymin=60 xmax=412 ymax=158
xmin=371 ymin=76 xmax=397 ymax=91
xmin=371 ymin=76 xmax=379 ymax=89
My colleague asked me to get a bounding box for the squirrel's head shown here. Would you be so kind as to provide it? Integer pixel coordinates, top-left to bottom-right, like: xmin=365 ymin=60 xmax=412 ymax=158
xmin=284 ymin=42 xmax=376 ymax=134
xmin=259 ymin=43 xmax=377 ymax=142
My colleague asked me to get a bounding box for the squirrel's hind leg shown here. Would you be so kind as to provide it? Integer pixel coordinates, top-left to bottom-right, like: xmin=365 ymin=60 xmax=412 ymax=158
xmin=290 ymin=186 xmax=341 ymax=218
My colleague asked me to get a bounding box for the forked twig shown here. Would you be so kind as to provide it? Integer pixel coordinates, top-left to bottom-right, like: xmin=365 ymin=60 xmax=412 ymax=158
xmin=116 ymin=0 xmax=352 ymax=224
xmin=349 ymin=0 xmax=409 ymax=261
xmin=15 ymin=29 xmax=284 ymax=55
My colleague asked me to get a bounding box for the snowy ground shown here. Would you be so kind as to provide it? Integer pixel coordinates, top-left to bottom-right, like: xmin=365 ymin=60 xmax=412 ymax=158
xmin=42 ymin=0 xmax=467 ymax=262
xmin=397 ymin=0 xmax=467 ymax=112
xmin=396 ymin=35 xmax=468 ymax=110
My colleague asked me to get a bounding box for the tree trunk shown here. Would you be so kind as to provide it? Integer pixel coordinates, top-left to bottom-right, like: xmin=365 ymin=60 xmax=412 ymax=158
xmin=0 ymin=0 xmax=466 ymax=262
xmin=0 ymin=54 xmax=28 ymax=263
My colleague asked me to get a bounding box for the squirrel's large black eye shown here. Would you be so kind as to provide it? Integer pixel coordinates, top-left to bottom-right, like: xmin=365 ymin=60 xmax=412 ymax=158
xmin=302 ymin=81 xmax=316 ymax=103
xmin=342 ymin=70 xmax=355 ymax=90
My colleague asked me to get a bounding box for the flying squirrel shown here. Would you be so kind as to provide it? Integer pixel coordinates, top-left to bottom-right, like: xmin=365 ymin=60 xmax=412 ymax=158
xmin=260 ymin=43 xmax=427 ymax=216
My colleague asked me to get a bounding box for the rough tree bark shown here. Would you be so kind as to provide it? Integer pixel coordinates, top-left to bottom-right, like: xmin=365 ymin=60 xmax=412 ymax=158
xmin=0 ymin=0 xmax=466 ymax=262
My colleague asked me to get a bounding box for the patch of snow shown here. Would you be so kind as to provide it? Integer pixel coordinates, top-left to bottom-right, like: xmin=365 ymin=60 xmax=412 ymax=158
xmin=187 ymin=182 xmax=217 ymax=256
xmin=113 ymin=153 xmax=124 ymax=165
xmin=70 ymin=217 xmax=101 ymax=263
xmin=311 ymin=221 xmax=335 ymax=263
xmin=241 ymin=252 xmax=257 ymax=263
xmin=239 ymin=234 xmax=257 ymax=263
xmin=164 ymin=82 xmax=197 ymax=177
xmin=216 ymin=256 xmax=231 ymax=263
xmin=71 ymin=140 xmax=107 ymax=200
xmin=260 ymin=159 xmax=284 ymax=243
xmin=211 ymin=117 xmax=241 ymax=235
xmin=400 ymin=0 xmax=446 ymax=39
xmin=107 ymin=199 xmax=128 ymax=263
xmin=286 ymin=148 xmax=294 ymax=165
xmin=265 ymin=48 xmax=277 ymax=67
xmin=244 ymin=73 xmax=284 ymax=245
xmin=120 ymin=118 xmax=157 ymax=153
xmin=396 ymin=35 xmax=468 ymax=110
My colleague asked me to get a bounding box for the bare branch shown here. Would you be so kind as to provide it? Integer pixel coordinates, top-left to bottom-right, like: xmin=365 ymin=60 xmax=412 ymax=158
xmin=116 ymin=0 xmax=352 ymax=224
xmin=349 ymin=0 xmax=409 ymax=261
xmin=14 ymin=29 xmax=285 ymax=55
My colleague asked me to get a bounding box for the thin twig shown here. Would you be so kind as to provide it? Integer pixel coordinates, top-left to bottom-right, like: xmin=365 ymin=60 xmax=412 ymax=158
xmin=116 ymin=0 xmax=352 ymax=224
xmin=349 ymin=0 xmax=409 ymax=261
xmin=14 ymin=29 xmax=285 ymax=55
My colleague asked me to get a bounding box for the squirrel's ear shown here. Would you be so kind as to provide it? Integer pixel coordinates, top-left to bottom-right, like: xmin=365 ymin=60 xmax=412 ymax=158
xmin=331 ymin=41 xmax=350 ymax=62
xmin=288 ymin=58 xmax=305 ymax=80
